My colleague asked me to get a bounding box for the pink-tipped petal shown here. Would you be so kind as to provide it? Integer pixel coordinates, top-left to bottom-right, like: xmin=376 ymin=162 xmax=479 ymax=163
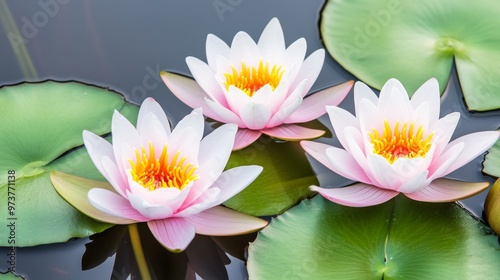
xmin=311 ymin=183 xmax=398 ymax=207
xmin=88 ymin=188 xmax=149 ymax=222
xmin=160 ymin=72 xmax=222 ymax=121
xmin=239 ymin=103 xmax=272 ymax=130
xmin=148 ymin=218 xmax=195 ymax=252
xmin=439 ymin=131 xmax=500 ymax=176
xmin=261 ymin=124 xmax=324 ymax=141
xmin=186 ymin=57 xmax=227 ymax=106
xmin=285 ymin=80 xmax=353 ymax=124
xmin=428 ymin=112 xmax=460 ymax=157
xmin=185 ymin=206 xmax=267 ymax=236
xmin=325 ymin=106 xmax=360 ymax=151
xmin=325 ymin=147 xmax=372 ymax=184
xmin=137 ymin=97 xmax=171 ymax=135
xmin=233 ymin=129 xmax=262 ymax=150
xmin=300 ymin=141 xmax=337 ymax=171
xmin=404 ymin=179 xmax=489 ymax=202
xmin=205 ymin=98 xmax=245 ymax=127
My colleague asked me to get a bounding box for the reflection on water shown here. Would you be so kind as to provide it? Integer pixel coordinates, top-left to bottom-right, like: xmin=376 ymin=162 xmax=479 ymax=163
xmin=0 ymin=0 xmax=499 ymax=279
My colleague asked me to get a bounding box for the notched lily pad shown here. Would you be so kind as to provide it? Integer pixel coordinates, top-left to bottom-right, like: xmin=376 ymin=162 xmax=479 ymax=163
xmin=321 ymin=0 xmax=500 ymax=111
xmin=484 ymin=138 xmax=500 ymax=178
xmin=248 ymin=195 xmax=500 ymax=279
xmin=0 ymin=81 xmax=139 ymax=246
xmin=223 ymin=136 xmax=317 ymax=216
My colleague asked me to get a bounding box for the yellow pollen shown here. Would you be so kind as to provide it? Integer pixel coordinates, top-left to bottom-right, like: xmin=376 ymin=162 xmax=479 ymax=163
xmin=128 ymin=142 xmax=198 ymax=191
xmin=368 ymin=120 xmax=434 ymax=164
xmin=223 ymin=60 xmax=284 ymax=97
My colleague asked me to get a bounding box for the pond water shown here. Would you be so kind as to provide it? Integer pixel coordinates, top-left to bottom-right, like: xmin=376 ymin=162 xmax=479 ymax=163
xmin=0 ymin=1 xmax=499 ymax=279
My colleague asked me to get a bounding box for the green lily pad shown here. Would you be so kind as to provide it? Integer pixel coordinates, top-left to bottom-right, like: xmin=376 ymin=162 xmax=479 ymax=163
xmin=321 ymin=0 xmax=500 ymax=111
xmin=223 ymin=136 xmax=317 ymax=216
xmin=0 ymin=272 xmax=25 ymax=280
xmin=0 ymin=81 xmax=138 ymax=246
xmin=484 ymin=138 xmax=500 ymax=177
xmin=248 ymin=195 xmax=500 ymax=279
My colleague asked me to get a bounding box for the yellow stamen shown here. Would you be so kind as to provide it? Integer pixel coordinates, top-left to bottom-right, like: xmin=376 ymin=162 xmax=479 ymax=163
xmin=128 ymin=142 xmax=198 ymax=191
xmin=368 ymin=120 xmax=434 ymax=164
xmin=223 ymin=59 xmax=284 ymax=96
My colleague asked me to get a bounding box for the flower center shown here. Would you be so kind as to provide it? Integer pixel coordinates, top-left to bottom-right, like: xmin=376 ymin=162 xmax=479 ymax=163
xmin=223 ymin=60 xmax=284 ymax=97
xmin=129 ymin=142 xmax=198 ymax=191
xmin=368 ymin=121 xmax=434 ymax=164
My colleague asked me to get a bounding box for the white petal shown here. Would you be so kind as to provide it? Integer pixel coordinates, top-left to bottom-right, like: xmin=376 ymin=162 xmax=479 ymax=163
xmin=300 ymin=141 xmax=337 ymax=172
xmin=396 ymin=170 xmax=429 ymax=193
xmin=257 ymin=18 xmax=285 ymax=63
xmin=205 ymin=98 xmax=245 ymax=127
xmin=229 ymin=31 xmax=260 ymax=66
xmin=226 ymin=85 xmax=252 ymax=113
xmin=410 ymin=78 xmax=440 ymax=124
xmin=137 ymin=97 xmax=171 ymax=135
xmin=209 ymin=165 xmax=263 ymax=205
xmin=290 ymin=49 xmax=324 ymax=93
xmin=428 ymin=112 xmax=460 ymax=158
xmin=206 ymin=33 xmax=230 ymax=69
xmin=88 ymin=188 xmax=149 ymax=222
xmin=354 ymin=81 xmax=379 ymax=117
xmin=378 ymin=78 xmax=413 ymax=124
xmin=325 ymin=147 xmax=372 ymax=184
xmin=186 ymin=56 xmax=228 ymax=106
xmin=239 ymin=102 xmax=272 ymax=130
xmin=325 ymin=106 xmax=360 ymax=151
xmin=438 ymin=131 xmax=500 ymax=176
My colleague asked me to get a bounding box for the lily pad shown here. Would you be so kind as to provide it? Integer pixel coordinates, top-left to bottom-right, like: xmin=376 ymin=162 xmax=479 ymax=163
xmin=0 ymin=81 xmax=138 ymax=246
xmin=223 ymin=136 xmax=317 ymax=216
xmin=321 ymin=0 xmax=500 ymax=111
xmin=484 ymin=138 xmax=500 ymax=177
xmin=248 ymin=195 xmax=500 ymax=279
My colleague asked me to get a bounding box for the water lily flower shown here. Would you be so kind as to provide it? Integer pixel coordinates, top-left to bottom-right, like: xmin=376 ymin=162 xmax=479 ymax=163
xmin=161 ymin=17 xmax=353 ymax=150
xmin=69 ymin=98 xmax=266 ymax=252
xmin=301 ymin=78 xmax=500 ymax=207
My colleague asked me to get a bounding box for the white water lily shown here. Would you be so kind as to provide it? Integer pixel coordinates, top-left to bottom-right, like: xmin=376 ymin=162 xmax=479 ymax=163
xmin=302 ymin=78 xmax=499 ymax=207
xmin=71 ymin=98 xmax=266 ymax=252
xmin=161 ymin=17 xmax=352 ymax=150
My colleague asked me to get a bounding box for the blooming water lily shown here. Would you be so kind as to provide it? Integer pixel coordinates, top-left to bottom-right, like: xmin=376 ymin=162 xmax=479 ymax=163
xmin=57 ymin=98 xmax=267 ymax=252
xmin=301 ymin=78 xmax=500 ymax=207
xmin=161 ymin=17 xmax=353 ymax=150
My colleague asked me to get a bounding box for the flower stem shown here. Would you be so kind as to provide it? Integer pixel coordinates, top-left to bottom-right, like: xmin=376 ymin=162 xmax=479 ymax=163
xmin=128 ymin=223 xmax=152 ymax=280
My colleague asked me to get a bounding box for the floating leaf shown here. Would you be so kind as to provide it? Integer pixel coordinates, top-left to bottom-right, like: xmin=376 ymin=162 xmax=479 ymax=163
xmin=0 ymin=272 xmax=25 ymax=280
xmin=248 ymin=195 xmax=500 ymax=279
xmin=485 ymin=178 xmax=500 ymax=235
xmin=223 ymin=136 xmax=316 ymax=216
xmin=321 ymin=0 xmax=500 ymax=111
xmin=0 ymin=81 xmax=138 ymax=246
xmin=484 ymin=138 xmax=500 ymax=177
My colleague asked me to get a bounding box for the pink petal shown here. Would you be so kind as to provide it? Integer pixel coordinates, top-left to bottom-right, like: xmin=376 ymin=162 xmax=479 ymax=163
xmin=206 ymin=33 xmax=230 ymax=69
xmin=137 ymin=97 xmax=171 ymax=135
xmin=300 ymin=141 xmax=337 ymax=171
xmin=257 ymin=17 xmax=285 ymax=62
xmin=395 ymin=170 xmax=429 ymax=193
xmin=186 ymin=57 xmax=228 ymax=106
xmin=148 ymin=218 xmax=195 ymax=252
xmin=427 ymin=142 xmax=464 ymax=180
xmin=410 ymin=78 xmax=440 ymax=124
xmin=311 ymin=183 xmax=399 ymax=207
xmin=439 ymin=131 xmax=500 ymax=176
xmin=185 ymin=206 xmax=267 ymax=236
xmin=88 ymin=188 xmax=149 ymax=222
xmin=127 ymin=191 xmax=174 ymax=220
xmin=100 ymin=156 xmax=129 ymax=197
xmin=404 ymin=179 xmax=489 ymax=202
xmin=325 ymin=147 xmax=372 ymax=184
xmin=239 ymin=102 xmax=272 ymax=130
xmin=233 ymin=129 xmax=262 ymax=150
xmin=176 ymin=188 xmax=222 ymax=217
xmin=285 ymin=80 xmax=353 ymax=124
xmin=428 ymin=112 xmax=460 ymax=158
xmin=111 ymin=110 xmax=141 ymax=176
xmin=290 ymin=49 xmax=325 ymax=93
xmin=261 ymin=124 xmax=324 ymax=141
xmin=160 ymin=72 xmax=221 ymax=121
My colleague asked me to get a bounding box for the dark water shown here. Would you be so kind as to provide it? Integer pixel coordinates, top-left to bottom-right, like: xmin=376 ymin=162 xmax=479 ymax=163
xmin=0 ymin=1 xmax=498 ymax=279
